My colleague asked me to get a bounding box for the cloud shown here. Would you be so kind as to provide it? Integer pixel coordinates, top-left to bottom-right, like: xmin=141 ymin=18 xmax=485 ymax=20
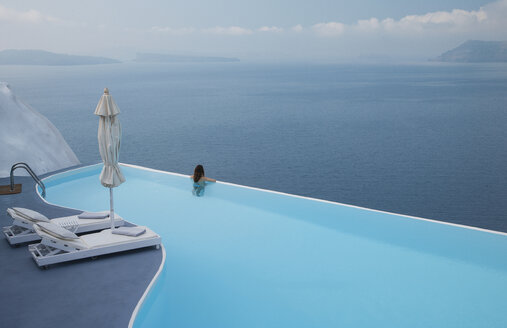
xmin=151 ymin=26 xmax=195 ymax=35
xmin=356 ymin=18 xmax=380 ymax=31
xmin=382 ymin=8 xmax=488 ymax=33
xmin=398 ymin=9 xmax=486 ymax=26
xmin=145 ymin=0 xmax=506 ymax=42
xmin=291 ymin=24 xmax=303 ymax=32
xmin=0 ymin=4 xmax=63 ymax=24
xmin=258 ymin=26 xmax=283 ymax=33
xmin=202 ymin=26 xmax=253 ymax=36
xmin=310 ymin=0 xmax=506 ymax=37
xmin=312 ymin=22 xmax=345 ymax=36
xmin=352 ymin=4 xmax=496 ymax=34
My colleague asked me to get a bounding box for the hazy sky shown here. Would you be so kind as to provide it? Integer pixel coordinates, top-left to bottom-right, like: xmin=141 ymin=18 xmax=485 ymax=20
xmin=0 ymin=0 xmax=506 ymax=62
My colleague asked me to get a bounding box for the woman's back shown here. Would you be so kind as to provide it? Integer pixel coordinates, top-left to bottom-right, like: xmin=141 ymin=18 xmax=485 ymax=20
xmin=191 ymin=164 xmax=216 ymax=196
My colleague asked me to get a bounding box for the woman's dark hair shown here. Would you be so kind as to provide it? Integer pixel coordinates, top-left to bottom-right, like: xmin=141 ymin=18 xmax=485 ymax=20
xmin=193 ymin=165 xmax=205 ymax=183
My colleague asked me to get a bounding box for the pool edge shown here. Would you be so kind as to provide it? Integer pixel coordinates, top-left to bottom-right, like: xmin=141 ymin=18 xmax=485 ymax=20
xmin=121 ymin=162 xmax=507 ymax=237
xmin=128 ymin=244 xmax=166 ymax=328
xmin=39 ymin=162 xmax=507 ymax=237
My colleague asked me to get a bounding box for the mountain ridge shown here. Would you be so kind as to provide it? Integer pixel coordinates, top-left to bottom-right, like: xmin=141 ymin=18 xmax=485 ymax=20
xmin=0 ymin=49 xmax=120 ymax=66
xmin=434 ymin=40 xmax=507 ymax=63
xmin=135 ymin=53 xmax=240 ymax=63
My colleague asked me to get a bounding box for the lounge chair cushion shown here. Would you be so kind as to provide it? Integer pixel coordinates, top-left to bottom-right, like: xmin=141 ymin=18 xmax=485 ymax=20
xmin=111 ymin=226 xmax=146 ymax=237
xmin=78 ymin=211 xmax=109 ymax=219
xmin=36 ymin=222 xmax=79 ymax=240
xmin=12 ymin=207 xmax=50 ymax=222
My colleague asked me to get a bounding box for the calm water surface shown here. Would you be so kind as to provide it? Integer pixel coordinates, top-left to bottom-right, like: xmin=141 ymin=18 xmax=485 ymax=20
xmin=2 ymin=62 xmax=507 ymax=231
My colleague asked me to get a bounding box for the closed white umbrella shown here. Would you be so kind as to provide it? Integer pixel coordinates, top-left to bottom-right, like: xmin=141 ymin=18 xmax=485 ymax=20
xmin=94 ymin=88 xmax=125 ymax=230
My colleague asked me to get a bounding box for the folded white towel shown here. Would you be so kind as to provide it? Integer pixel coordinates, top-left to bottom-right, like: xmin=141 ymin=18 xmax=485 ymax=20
xmin=111 ymin=226 xmax=146 ymax=237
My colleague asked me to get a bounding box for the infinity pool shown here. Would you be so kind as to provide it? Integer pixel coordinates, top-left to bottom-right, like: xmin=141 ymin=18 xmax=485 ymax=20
xmin=42 ymin=164 xmax=507 ymax=328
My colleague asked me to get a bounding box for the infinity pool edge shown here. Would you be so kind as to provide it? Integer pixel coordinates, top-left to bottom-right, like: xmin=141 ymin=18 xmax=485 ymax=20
xmin=38 ymin=163 xmax=507 ymax=237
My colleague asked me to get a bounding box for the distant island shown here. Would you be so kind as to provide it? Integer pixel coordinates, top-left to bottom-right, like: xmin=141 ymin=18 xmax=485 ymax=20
xmin=0 ymin=49 xmax=120 ymax=66
xmin=135 ymin=53 xmax=240 ymax=63
xmin=433 ymin=40 xmax=507 ymax=63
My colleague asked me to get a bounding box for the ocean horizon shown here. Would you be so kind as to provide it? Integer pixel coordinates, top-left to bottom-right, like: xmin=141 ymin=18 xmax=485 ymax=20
xmin=2 ymin=61 xmax=507 ymax=232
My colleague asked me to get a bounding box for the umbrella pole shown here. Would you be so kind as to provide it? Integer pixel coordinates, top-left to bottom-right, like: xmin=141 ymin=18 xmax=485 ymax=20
xmin=110 ymin=187 xmax=115 ymax=230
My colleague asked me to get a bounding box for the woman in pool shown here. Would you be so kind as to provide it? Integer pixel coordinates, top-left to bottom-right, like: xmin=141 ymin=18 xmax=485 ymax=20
xmin=190 ymin=164 xmax=216 ymax=196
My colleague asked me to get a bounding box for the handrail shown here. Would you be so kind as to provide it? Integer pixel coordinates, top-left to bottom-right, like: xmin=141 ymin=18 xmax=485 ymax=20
xmin=10 ymin=162 xmax=46 ymax=198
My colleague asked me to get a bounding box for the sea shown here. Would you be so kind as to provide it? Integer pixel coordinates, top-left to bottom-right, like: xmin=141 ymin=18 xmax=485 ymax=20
xmin=1 ymin=62 xmax=507 ymax=232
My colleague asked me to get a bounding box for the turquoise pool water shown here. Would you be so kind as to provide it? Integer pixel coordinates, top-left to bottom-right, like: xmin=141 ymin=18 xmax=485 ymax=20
xmin=43 ymin=164 xmax=507 ymax=328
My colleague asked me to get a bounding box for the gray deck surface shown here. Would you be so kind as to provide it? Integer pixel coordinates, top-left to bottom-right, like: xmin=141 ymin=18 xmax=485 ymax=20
xmin=0 ymin=167 xmax=163 ymax=328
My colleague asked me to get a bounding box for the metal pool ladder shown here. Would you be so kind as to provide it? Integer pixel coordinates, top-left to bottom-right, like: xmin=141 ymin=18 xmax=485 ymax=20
xmin=0 ymin=162 xmax=46 ymax=198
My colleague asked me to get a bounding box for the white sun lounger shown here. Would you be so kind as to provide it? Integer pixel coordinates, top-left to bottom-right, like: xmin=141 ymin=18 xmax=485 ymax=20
xmin=29 ymin=223 xmax=161 ymax=267
xmin=2 ymin=207 xmax=124 ymax=245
